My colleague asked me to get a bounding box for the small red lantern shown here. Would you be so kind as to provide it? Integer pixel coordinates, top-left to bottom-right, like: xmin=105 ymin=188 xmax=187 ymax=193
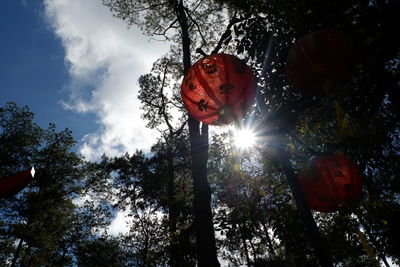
xmin=286 ymin=30 xmax=355 ymax=96
xmin=298 ymin=155 xmax=362 ymax=212
xmin=181 ymin=54 xmax=256 ymax=125
xmin=0 ymin=167 xmax=35 ymax=198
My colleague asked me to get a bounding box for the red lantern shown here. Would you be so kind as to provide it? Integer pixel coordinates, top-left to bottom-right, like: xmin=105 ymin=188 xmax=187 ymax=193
xmin=298 ymin=155 xmax=362 ymax=212
xmin=286 ymin=30 xmax=355 ymax=96
xmin=181 ymin=54 xmax=256 ymax=125
xmin=0 ymin=167 xmax=35 ymax=198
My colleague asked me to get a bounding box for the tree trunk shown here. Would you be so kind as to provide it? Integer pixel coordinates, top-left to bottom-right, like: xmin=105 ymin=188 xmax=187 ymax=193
xmin=10 ymin=238 xmax=23 ymax=267
xmin=174 ymin=0 xmax=220 ymax=266
xmin=239 ymin=224 xmax=251 ymax=266
xmin=248 ymin=237 xmax=257 ymax=263
xmin=364 ymin=228 xmax=391 ymax=267
xmin=356 ymin=229 xmax=381 ymax=267
xmin=261 ymin=222 xmax=276 ymax=260
xmin=380 ymin=256 xmax=391 ymax=267
xmin=189 ymin=121 xmax=219 ymax=267
xmin=25 ymin=245 xmax=32 ymax=267
xmin=167 ymin=139 xmax=184 ymax=267
xmin=256 ymin=90 xmax=333 ymax=267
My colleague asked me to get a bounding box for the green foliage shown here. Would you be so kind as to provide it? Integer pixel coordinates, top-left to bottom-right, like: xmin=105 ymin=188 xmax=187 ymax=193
xmin=0 ymin=102 xmax=42 ymax=174
xmin=103 ymin=0 xmax=399 ymax=265
xmin=213 ymin=0 xmax=400 ymax=265
xmin=0 ymin=102 xmax=113 ymax=266
xmin=101 ymin=135 xmax=196 ymax=266
xmin=76 ymin=236 xmax=129 ymax=267
xmin=2 ymin=0 xmax=399 ymax=265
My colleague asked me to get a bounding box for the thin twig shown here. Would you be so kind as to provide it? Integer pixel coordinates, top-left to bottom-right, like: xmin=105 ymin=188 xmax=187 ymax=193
xmin=184 ymin=7 xmax=208 ymax=46
xmin=212 ymin=14 xmax=244 ymax=54
xmin=153 ymin=18 xmax=178 ymax=37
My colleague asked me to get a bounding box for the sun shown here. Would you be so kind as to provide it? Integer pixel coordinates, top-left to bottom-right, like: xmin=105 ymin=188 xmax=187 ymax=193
xmin=233 ymin=127 xmax=257 ymax=149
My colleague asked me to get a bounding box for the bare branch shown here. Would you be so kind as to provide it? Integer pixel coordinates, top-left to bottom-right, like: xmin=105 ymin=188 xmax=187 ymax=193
xmin=184 ymin=7 xmax=208 ymax=46
xmin=153 ymin=18 xmax=179 ymax=37
xmin=104 ymin=1 xmax=167 ymax=13
xmin=188 ymin=0 xmax=203 ymax=15
xmin=159 ymin=63 xmax=174 ymax=132
xmin=173 ymin=119 xmax=188 ymax=137
xmin=196 ymin=48 xmax=208 ymax=57
xmin=166 ymin=100 xmax=183 ymax=109
xmin=133 ymin=2 xmax=167 ymax=13
xmin=149 ymin=36 xmax=170 ymax=42
xmin=143 ymin=99 xmax=162 ymax=109
xmin=212 ymin=15 xmax=244 ymax=54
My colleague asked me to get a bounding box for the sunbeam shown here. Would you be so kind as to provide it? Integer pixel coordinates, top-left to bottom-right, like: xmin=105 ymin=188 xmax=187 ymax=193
xmin=233 ymin=127 xmax=257 ymax=149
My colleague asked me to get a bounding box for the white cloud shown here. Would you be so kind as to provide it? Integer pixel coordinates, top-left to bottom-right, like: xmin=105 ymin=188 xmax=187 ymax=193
xmin=44 ymin=0 xmax=168 ymax=160
xmin=108 ymin=209 xmax=131 ymax=235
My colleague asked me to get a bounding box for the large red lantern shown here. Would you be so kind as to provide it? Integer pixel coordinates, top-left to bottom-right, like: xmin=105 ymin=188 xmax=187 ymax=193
xmin=298 ymin=155 xmax=362 ymax=212
xmin=181 ymin=54 xmax=256 ymax=125
xmin=0 ymin=167 xmax=35 ymax=198
xmin=286 ymin=30 xmax=355 ymax=96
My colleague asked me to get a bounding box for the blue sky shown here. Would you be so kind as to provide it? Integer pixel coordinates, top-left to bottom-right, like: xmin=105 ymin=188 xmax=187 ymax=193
xmin=0 ymin=0 xmax=168 ymax=235
xmin=1 ymin=0 xmax=168 ymax=159
xmin=0 ymin=0 xmax=97 ymax=141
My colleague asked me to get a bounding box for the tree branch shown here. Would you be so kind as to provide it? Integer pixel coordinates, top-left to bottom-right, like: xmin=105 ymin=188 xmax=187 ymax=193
xmin=173 ymin=119 xmax=188 ymax=137
xmin=196 ymin=48 xmax=208 ymax=57
xmin=212 ymin=14 xmax=244 ymax=54
xmin=105 ymin=1 xmax=167 ymax=13
xmin=153 ymin=18 xmax=179 ymax=37
xmin=159 ymin=63 xmax=174 ymax=133
xmin=143 ymin=99 xmax=162 ymax=109
xmin=184 ymin=7 xmax=207 ymax=46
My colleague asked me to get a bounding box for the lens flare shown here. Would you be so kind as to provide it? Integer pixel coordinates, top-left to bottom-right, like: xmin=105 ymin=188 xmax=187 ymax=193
xmin=233 ymin=127 xmax=256 ymax=149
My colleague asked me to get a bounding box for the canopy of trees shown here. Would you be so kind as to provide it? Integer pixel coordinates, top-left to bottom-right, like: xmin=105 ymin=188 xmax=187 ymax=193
xmin=1 ymin=0 xmax=398 ymax=266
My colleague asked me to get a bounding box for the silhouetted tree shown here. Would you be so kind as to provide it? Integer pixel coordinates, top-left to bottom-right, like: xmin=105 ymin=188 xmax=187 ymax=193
xmin=0 ymin=102 xmax=113 ymax=266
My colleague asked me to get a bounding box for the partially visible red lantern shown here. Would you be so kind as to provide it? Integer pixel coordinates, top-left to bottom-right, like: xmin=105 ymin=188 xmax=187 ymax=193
xmin=286 ymin=30 xmax=355 ymax=96
xmin=181 ymin=54 xmax=256 ymax=125
xmin=0 ymin=167 xmax=35 ymax=198
xmin=298 ymin=155 xmax=362 ymax=212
